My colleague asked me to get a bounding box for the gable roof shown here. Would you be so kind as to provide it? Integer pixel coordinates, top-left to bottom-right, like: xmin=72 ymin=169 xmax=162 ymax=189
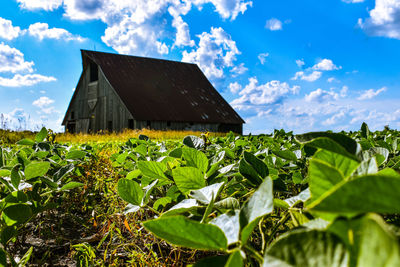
xmin=77 ymin=50 xmax=244 ymax=124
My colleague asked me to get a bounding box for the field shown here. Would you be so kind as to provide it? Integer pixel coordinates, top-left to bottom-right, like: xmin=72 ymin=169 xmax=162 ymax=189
xmin=1 ymin=123 xmax=400 ymax=266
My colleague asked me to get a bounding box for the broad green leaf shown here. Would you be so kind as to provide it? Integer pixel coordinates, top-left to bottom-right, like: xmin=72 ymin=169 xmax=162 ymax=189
xmin=356 ymin=157 xmax=378 ymax=176
xmin=11 ymin=165 xmax=21 ymax=189
xmin=117 ymin=178 xmax=144 ymax=206
xmin=24 ymin=162 xmax=50 ymax=180
xmin=142 ymin=179 xmax=158 ymax=205
xmin=16 ymin=139 xmax=35 ymax=146
xmin=239 ymin=159 xmax=262 ymax=186
xmin=163 ymin=199 xmax=200 ymax=216
xmin=272 ymin=150 xmax=298 ymax=161
xmin=134 ymin=144 xmax=148 ymax=157
xmin=361 ymin=122 xmax=370 ymax=138
xmin=126 ymin=169 xmax=141 ymax=180
xmin=365 ymin=147 xmax=389 ymax=165
xmin=313 ymin=150 xmax=359 ymax=178
xmin=137 ymin=161 xmax=168 ymax=181
xmin=65 ymin=150 xmax=86 ymax=160
xmin=308 ymin=174 xmax=400 ymax=214
xmin=183 ymin=135 xmax=204 ymax=149
xmin=35 ymin=127 xmax=47 ymax=142
xmin=284 ymin=188 xmax=310 ymax=207
xmin=172 ymin=167 xmax=206 ymax=195
xmin=59 ymin=182 xmax=84 ymax=191
xmin=182 ymin=147 xmax=209 ymax=173
xmin=263 ymin=230 xmax=348 ymax=267
xmin=153 ymin=197 xmax=173 ymax=210
xmin=193 ymin=255 xmax=230 ymax=267
xmin=53 ymin=164 xmax=75 ymax=182
xmin=309 ymin=159 xmax=344 ymax=201
xmin=214 ymin=197 xmax=240 ymax=210
xmin=143 ymin=215 xmax=227 ymax=250
xmin=240 ymin=177 xmax=273 ymax=242
xmin=296 ymin=132 xmax=359 ymax=156
xmin=138 ymin=134 xmax=149 ymax=141
xmin=3 ymin=204 xmax=32 ymax=225
xmin=357 ymin=214 xmax=400 ymax=267
xmin=210 ymin=211 xmax=240 ymax=245
xmin=1 ymin=226 xmax=16 ymax=245
xmin=290 ymin=210 xmax=310 ymax=227
xmin=243 ymin=151 xmax=268 ymax=178
xmin=124 ymin=203 xmax=140 ymax=214
xmin=190 ymin=182 xmax=224 ymax=204
xmin=225 ymin=250 xmax=244 ymax=267
xmin=18 ymin=246 xmax=33 ymax=266
xmin=0 ymin=169 xmax=10 ymax=177
xmin=0 ymin=248 xmax=6 ymax=267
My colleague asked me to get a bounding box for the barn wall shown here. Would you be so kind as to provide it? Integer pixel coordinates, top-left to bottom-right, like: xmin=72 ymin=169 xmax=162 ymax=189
xmin=134 ymin=121 xmax=242 ymax=134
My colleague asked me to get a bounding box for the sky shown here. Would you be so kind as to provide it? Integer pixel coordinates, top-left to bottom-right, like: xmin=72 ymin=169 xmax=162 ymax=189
xmin=0 ymin=0 xmax=399 ymax=134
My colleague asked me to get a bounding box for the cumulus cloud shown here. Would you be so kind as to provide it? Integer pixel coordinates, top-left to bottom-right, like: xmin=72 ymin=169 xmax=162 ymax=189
xmin=357 ymin=87 xmax=386 ymax=100
xmin=292 ymin=71 xmax=322 ymax=82
xmin=27 ymin=22 xmax=85 ymax=42
xmin=171 ymin=16 xmax=195 ymax=47
xmin=312 ymin=59 xmax=341 ymax=71
xmin=0 ymin=17 xmax=21 ymax=40
xmin=342 ymin=0 xmax=365 ymax=3
xmin=0 ymin=43 xmax=34 ymax=73
xmin=230 ymin=63 xmax=248 ymax=76
xmin=0 ymin=74 xmax=56 ymax=87
xmin=258 ymin=52 xmax=269 ymax=64
xmin=182 ymin=27 xmax=241 ymax=79
xmin=296 ymin=59 xmax=305 ymax=68
xmin=230 ymin=78 xmax=300 ymax=110
xmin=265 ymin=18 xmax=282 ymax=31
xmin=16 ymin=0 xmax=63 ymax=11
xmin=305 ymin=88 xmax=339 ymax=102
xmin=33 ymin=96 xmax=54 ymax=108
xmin=358 ymin=0 xmax=400 ymax=39
xmin=229 ymin=82 xmax=242 ymax=94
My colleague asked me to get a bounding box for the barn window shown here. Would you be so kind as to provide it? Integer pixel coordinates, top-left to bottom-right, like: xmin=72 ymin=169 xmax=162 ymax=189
xmin=128 ymin=119 xmax=134 ymax=129
xmin=90 ymin=62 xmax=98 ymax=82
xmin=146 ymin=121 xmax=151 ymax=128
xmin=167 ymin=121 xmax=171 ymax=127
xmin=71 ymin=111 xmax=75 ymax=119
xmin=107 ymin=121 xmax=112 ymax=132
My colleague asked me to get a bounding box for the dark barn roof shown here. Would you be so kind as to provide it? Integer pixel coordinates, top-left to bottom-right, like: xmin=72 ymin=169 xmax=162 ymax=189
xmin=76 ymin=50 xmax=244 ymax=124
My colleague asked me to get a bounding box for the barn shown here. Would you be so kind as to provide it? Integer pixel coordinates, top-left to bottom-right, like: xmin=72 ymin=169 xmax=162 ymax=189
xmin=62 ymin=50 xmax=244 ymax=134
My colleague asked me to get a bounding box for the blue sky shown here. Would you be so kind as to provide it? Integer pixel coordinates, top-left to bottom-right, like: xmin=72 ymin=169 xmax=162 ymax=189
xmin=0 ymin=0 xmax=399 ymax=133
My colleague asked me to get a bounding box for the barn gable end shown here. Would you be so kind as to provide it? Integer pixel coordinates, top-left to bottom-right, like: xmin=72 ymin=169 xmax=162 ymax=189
xmin=62 ymin=50 xmax=244 ymax=134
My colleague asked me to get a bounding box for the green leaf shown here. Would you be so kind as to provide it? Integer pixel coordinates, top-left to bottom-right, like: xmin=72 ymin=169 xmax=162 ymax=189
xmin=142 ymin=179 xmax=158 ymax=205
xmin=263 ymin=229 xmax=348 ymax=267
xmin=153 ymin=197 xmax=173 ymax=210
xmin=24 ymin=162 xmax=50 ymax=180
xmin=124 ymin=203 xmax=140 ymax=214
xmin=183 ymin=135 xmax=204 ymax=149
xmin=0 ymin=169 xmax=11 ymax=177
xmin=143 ymin=215 xmax=227 ymax=250
xmin=137 ymin=161 xmax=168 ymax=181
xmin=240 ymin=177 xmax=273 ymax=241
xmin=65 ymin=150 xmax=86 ymax=160
xmin=182 ymin=147 xmax=209 ymax=173
xmin=163 ymin=199 xmax=200 ymax=216
xmin=210 ymin=211 xmax=240 ymax=245
xmin=356 ymin=157 xmax=378 ymax=176
xmin=53 ymin=164 xmax=75 ymax=182
xmin=366 ymin=147 xmax=389 ymax=165
xmin=214 ymin=197 xmax=240 ymax=210
xmin=35 ymin=127 xmax=48 ymax=142
xmin=225 ymin=250 xmax=244 ymax=267
xmin=117 ymin=179 xmax=144 ymax=206
xmin=309 ymin=159 xmax=344 ymax=201
xmin=284 ymin=188 xmax=310 ymax=207
xmin=1 ymin=226 xmax=17 ymax=245
xmin=59 ymin=182 xmax=84 ymax=191
xmin=190 ymin=182 xmax=224 ymax=204
xmin=169 ymin=147 xmax=182 ymax=158
xmin=272 ymin=150 xmax=298 ymax=161
xmin=313 ymin=150 xmax=359 ymax=178
xmin=3 ymin=204 xmax=32 ymax=225
xmin=308 ymin=174 xmax=400 ymax=214
xmin=172 ymin=167 xmax=206 ymax=195
xmin=18 ymin=246 xmax=33 ymax=266
xmin=138 ymin=134 xmax=149 ymax=141
xmin=193 ymin=255 xmax=230 ymax=267
xmin=11 ymin=165 xmax=21 ymax=189
xmin=239 ymin=159 xmax=262 ymax=186
xmin=243 ymin=151 xmax=268 ymax=178
xmin=0 ymin=247 xmax=6 ymax=267
xmin=361 ymin=122 xmax=370 ymax=139
xmin=16 ymin=139 xmax=35 ymax=146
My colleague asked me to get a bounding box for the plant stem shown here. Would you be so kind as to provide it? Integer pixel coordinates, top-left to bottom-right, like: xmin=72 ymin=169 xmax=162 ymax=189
xmin=266 ymin=212 xmax=290 ymax=248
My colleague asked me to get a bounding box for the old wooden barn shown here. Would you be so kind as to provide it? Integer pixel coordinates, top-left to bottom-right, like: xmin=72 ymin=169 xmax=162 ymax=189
xmin=62 ymin=50 xmax=244 ymax=134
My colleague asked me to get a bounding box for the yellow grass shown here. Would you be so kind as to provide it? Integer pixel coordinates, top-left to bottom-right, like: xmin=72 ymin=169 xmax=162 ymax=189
xmin=55 ymin=128 xmax=227 ymax=143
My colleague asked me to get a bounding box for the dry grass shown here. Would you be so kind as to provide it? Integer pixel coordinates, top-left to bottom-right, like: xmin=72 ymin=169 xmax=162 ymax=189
xmin=55 ymin=128 xmax=227 ymax=143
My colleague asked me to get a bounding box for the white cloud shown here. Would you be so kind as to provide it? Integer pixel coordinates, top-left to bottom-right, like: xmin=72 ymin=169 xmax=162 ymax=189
xmin=0 ymin=43 xmax=34 ymax=73
xmin=296 ymin=59 xmax=305 ymax=68
xmin=182 ymin=27 xmax=240 ymax=79
xmin=0 ymin=17 xmax=21 ymax=40
xmin=340 ymin=86 xmax=348 ymax=97
xmin=32 ymin=96 xmax=54 ymax=108
xmin=292 ymin=71 xmax=322 ymax=82
xmin=305 ymin=88 xmax=339 ymax=102
xmin=229 ymin=82 xmax=242 ymax=94
xmin=16 ymin=0 xmax=63 ymax=11
xmin=202 ymin=0 xmax=253 ymax=20
xmin=171 ymin=16 xmax=195 ymax=47
xmin=312 ymin=59 xmax=341 ymax=71
xmin=231 ymin=77 xmax=299 ymax=109
xmin=327 ymin=77 xmax=336 ymax=83
xmin=230 ymin=63 xmax=248 ymax=76
xmin=323 ymin=109 xmax=347 ymax=126
xmin=358 ymin=0 xmax=400 ymax=39
xmin=0 ymin=74 xmax=56 ymax=87
xmin=357 ymin=87 xmax=386 ymax=100
xmin=27 ymin=22 xmax=85 ymax=42
xmin=265 ymin=18 xmax=282 ymax=31
xmin=258 ymin=52 xmax=269 ymax=64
